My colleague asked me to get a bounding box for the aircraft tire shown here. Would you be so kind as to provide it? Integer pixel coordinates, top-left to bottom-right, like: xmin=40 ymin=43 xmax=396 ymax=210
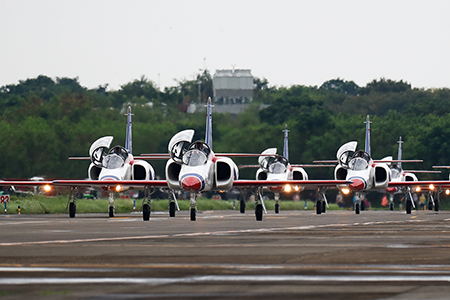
xmin=389 ymin=202 xmax=394 ymax=211
xmin=321 ymin=202 xmax=326 ymax=213
xmin=69 ymin=202 xmax=76 ymax=218
xmin=275 ymin=203 xmax=280 ymax=214
xmin=406 ymin=200 xmax=412 ymax=214
xmin=190 ymin=208 xmax=196 ymax=221
xmin=361 ymin=201 xmax=365 ymax=211
xmin=435 ymin=200 xmax=439 ymax=212
xmin=316 ymin=201 xmax=322 ymax=215
xmin=109 ymin=206 xmax=114 ymax=218
xmin=428 ymin=201 xmax=433 ymax=211
xmin=143 ymin=204 xmax=150 ymax=221
xmin=355 ymin=203 xmax=360 ymax=214
xmin=240 ymin=200 xmax=246 ymax=213
xmin=255 ymin=204 xmax=263 ymax=221
xmin=169 ymin=202 xmax=176 ymax=217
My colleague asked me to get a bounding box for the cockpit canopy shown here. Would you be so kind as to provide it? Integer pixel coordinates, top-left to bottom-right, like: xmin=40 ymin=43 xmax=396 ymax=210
xmin=261 ymin=155 xmax=288 ymax=174
xmin=188 ymin=141 xmax=211 ymax=156
xmin=180 ymin=141 xmax=211 ymax=166
xmin=103 ymin=154 xmax=125 ymax=169
xmin=182 ymin=150 xmax=208 ymax=166
xmin=348 ymin=150 xmax=371 ymax=171
xmin=390 ymin=164 xmax=402 ymax=178
xmin=101 ymin=146 xmax=129 ymax=169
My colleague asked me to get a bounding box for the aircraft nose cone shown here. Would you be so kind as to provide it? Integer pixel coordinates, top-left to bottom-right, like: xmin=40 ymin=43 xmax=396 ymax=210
xmin=181 ymin=176 xmax=202 ymax=191
xmin=348 ymin=178 xmax=365 ymax=191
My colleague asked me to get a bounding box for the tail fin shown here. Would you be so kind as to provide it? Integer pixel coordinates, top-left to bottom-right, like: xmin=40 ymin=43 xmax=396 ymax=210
xmin=364 ymin=115 xmax=371 ymax=156
xmin=397 ymin=136 xmax=403 ymax=169
xmin=125 ymin=106 xmax=133 ymax=154
xmin=282 ymin=124 xmax=289 ymax=161
xmin=205 ymin=97 xmax=213 ymax=150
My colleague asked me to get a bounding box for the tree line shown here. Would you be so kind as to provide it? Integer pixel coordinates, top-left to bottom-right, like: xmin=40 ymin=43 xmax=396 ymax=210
xmin=1 ymin=73 xmax=450 ymax=181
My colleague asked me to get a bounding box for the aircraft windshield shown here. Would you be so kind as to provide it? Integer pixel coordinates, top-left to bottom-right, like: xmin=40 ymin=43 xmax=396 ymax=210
xmin=391 ymin=166 xmax=401 ymax=178
xmin=102 ymin=154 xmax=125 ymax=169
xmin=269 ymin=162 xmax=287 ymax=174
xmin=182 ymin=150 xmax=207 ymax=166
xmin=349 ymin=157 xmax=369 ymax=171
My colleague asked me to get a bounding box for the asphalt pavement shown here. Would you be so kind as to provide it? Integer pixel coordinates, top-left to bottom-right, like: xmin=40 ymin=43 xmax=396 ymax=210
xmin=1 ymin=208 xmax=450 ymax=299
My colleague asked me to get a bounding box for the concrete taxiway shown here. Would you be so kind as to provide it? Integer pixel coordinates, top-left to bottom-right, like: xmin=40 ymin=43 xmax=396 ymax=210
xmin=1 ymin=209 xmax=450 ymax=299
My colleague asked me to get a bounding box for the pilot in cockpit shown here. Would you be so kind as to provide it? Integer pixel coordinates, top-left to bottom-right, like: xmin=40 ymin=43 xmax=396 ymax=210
xmin=349 ymin=151 xmax=370 ymax=170
xmin=391 ymin=163 xmax=401 ymax=178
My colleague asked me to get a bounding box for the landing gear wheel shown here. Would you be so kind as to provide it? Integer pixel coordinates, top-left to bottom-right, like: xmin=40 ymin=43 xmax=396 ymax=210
xmin=169 ymin=202 xmax=176 ymax=217
xmin=275 ymin=203 xmax=280 ymax=214
xmin=240 ymin=200 xmax=246 ymax=213
xmin=321 ymin=202 xmax=326 ymax=213
xmin=361 ymin=201 xmax=365 ymax=211
xmin=69 ymin=202 xmax=76 ymax=218
xmin=389 ymin=202 xmax=394 ymax=211
xmin=255 ymin=204 xmax=263 ymax=221
xmin=355 ymin=203 xmax=360 ymax=214
xmin=143 ymin=204 xmax=150 ymax=221
xmin=316 ymin=200 xmax=322 ymax=215
xmin=190 ymin=208 xmax=196 ymax=221
xmin=406 ymin=200 xmax=412 ymax=214
xmin=428 ymin=201 xmax=433 ymax=211
xmin=435 ymin=200 xmax=439 ymax=212
xmin=109 ymin=206 xmax=114 ymax=218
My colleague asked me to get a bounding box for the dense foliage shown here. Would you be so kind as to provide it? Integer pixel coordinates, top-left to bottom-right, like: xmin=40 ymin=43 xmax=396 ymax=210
xmin=1 ymin=73 xmax=450 ymax=181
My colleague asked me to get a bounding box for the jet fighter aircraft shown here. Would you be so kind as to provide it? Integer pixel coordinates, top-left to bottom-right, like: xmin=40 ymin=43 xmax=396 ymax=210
xmin=240 ymin=125 xmax=335 ymax=215
xmin=315 ymin=116 xmax=423 ymax=214
xmin=384 ymin=137 xmax=441 ymax=210
xmin=56 ymin=106 xmax=166 ymax=220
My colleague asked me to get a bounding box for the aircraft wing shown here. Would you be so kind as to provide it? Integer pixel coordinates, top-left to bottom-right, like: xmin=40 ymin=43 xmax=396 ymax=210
xmin=291 ymin=164 xmax=336 ymax=168
xmin=0 ymin=181 xmax=53 ymax=186
xmin=388 ymin=181 xmax=450 ymax=189
xmin=52 ymin=180 xmax=168 ymax=188
xmin=233 ymin=180 xmax=351 ymax=188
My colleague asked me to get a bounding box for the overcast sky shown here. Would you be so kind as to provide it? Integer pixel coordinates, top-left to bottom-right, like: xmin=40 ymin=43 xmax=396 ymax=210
xmin=1 ymin=0 xmax=449 ymax=91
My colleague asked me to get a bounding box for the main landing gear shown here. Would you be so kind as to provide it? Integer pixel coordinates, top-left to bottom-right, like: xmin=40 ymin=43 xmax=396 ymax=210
xmin=142 ymin=186 xmax=155 ymax=221
xmin=169 ymin=190 xmax=180 ymax=217
xmin=315 ymin=189 xmax=328 ymax=215
xmin=254 ymin=187 xmax=267 ymax=221
xmin=426 ymin=191 xmax=439 ymax=212
xmin=67 ymin=187 xmax=78 ymax=218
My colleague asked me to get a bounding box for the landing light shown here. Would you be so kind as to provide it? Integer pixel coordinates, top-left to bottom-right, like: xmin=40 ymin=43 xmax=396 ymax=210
xmin=284 ymin=184 xmax=292 ymax=192
xmin=415 ymin=186 xmax=421 ymax=192
xmin=429 ymin=184 xmax=435 ymax=191
xmin=341 ymin=188 xmax=350 ymax=195
xmin=115 ymin=185 xmax=122 ymax=192
xmin=294 ymin=186 xmax=300 ymax=192
xmin=446 ymin=189 xmax=450 ymax=195
xmin=43 ymin=185 xmax=51 ymax=192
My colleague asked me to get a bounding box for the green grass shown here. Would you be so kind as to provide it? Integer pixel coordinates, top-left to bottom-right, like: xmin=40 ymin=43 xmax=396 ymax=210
xmin=2 ymin=195 xmax=341 ymax=214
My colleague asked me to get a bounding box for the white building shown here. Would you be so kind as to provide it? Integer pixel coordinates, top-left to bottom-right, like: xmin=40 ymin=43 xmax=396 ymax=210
xmin=213 ymin=69 xmax=253 ymax=104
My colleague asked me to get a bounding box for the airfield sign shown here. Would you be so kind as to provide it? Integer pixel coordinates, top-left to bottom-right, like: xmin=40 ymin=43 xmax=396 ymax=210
xmin=0 ymin=195 xmax=10 ymax=203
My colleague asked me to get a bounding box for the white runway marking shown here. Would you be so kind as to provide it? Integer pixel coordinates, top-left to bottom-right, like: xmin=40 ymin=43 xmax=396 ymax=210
xmin=0 ymin=218 xmax=429 ymax=246
xmin=2 ymin=275 xmax=450 ymax=285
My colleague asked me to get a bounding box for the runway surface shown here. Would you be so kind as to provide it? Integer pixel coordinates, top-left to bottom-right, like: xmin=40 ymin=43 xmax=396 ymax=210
xmin=1 ymin=209 xmax=450 ymax=299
